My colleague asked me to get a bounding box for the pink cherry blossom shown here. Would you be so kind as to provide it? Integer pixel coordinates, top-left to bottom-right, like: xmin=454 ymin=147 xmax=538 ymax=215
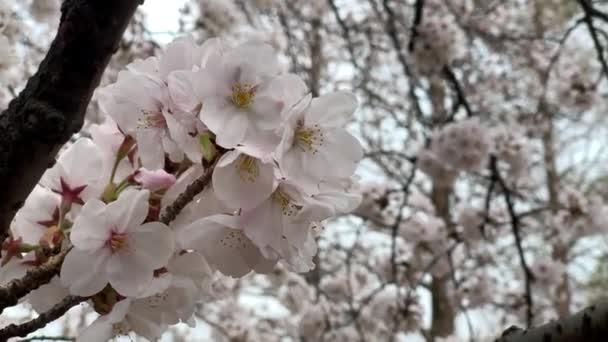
xmin=134 ymin=168 xmax=177 ymax=191
xmin=61 ymin=189 xmax=175 ymax=297
xmin=276 ymin=91 xmax=363 ymax=192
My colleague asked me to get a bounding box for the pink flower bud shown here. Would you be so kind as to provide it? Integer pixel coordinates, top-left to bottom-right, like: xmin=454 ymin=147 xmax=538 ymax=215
xmin=133 ymin=168 xmax=176 ymax=191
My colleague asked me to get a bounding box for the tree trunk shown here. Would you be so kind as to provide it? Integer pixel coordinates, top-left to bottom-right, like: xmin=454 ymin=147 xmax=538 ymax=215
xmin=429 ymin=184 xmax=456 ymax=339
xmin=0 ymin=0 xmax=142 ymax=241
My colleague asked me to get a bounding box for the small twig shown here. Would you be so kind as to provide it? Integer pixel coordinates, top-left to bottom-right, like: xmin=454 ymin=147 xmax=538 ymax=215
xmin=390 ymin=164 xmax=418 ymax=282
xmin=578 ymin=0 xmax=608 ymax=77
xmin=0 ymin=249 xmax=69 ymax=314
xmin=444 ymin=66 xmax=473 ymax=118
xmin=0 ymin=296 xmax=86 ymax=340
xmin=198 ymin=313 xmax=231 ymax=340
xmin=491 ymin=157 xmax=535 ymax=327
xmin=477 ymin=157 xmax=498 ymax=239
xmin=17 ymin=336 xmax=75 ymax=342
xmin=408 ymin=0 xmax=425 ymax=51
xmin=159 ymin=159 xmax=218 ymax=225
xmin=381 ymin=0 xmax=424 ymax=118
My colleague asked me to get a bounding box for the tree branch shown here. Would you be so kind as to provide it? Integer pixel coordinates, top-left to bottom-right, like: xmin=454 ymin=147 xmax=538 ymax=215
xmin=495 ymin=302 xmax=608 ymax=342
xmin=17 ymin=336 xmax=75 ymax=342
xmin=491 ymin=156 xmax=535 ymax=328
xmin=443 ymin=66 xmax=473 ymax=118
xmin=0 ymin=0 xmax=142 ymax=241
xmin=578 ymin=0 xmax=608 ymax=77
xmin=0 ymin=249 xmax=69 ymax=314
xmin=0 ymin=296 xmax=86 ymax=341
xmin=159 ymin=159 xmax=218 ymax=225
xmin=408 ymin=0 xmax=425 ymax=52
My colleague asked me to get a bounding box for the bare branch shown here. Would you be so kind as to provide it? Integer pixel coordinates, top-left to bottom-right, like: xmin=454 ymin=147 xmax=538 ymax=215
xmin=491 ymin=156 xmax=535 ymax=327
xmin=408 ymin=0 xmax=425 ymax=51
xmin=495 ymin=302 xmax=608 ymax=342
xmin=578 ymin=0 xmax=608 ymax=77
xmin=0 ymin=296 xmax=86 ymax=340
xmin=159 ymin=158 xmax=218 ymax=225
xmin=0 ymin=249 xmax=69 ymax=314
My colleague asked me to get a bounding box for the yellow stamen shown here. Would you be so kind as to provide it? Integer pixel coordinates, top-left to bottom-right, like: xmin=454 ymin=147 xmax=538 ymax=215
xmin=272 ymin=189 xmax=302 ymax=217
xmin=237 ymin=155 xmax=259 ymax=183
xmin=231 ymin=83 xmax=256 ymax=108
xmin=295 ymin=122 xmax=324 ymax=154
xmin=137 ymin=110 xmax=166 ymax=129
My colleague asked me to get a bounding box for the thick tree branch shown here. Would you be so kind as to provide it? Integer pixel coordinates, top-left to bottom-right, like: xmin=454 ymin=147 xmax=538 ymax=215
xmin=0 ymin=249 xmax=69 ymax=314
xmin=495 ymin=302 xmax=608 ymax=342
xmin=0 ymin=0 xmax=142 ymax=241
xmin=0 ymin=296 xmax=85 ymax=341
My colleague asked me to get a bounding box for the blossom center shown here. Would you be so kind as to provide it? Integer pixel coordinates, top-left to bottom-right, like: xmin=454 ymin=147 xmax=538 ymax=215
xmin=144 ymin=291 xmax=169 ymax=308
xmin=295 ymin=122 xmax=324 ymax=154
xmin=231 ymin=83 xmax=255 ymax=108
xmin=137 ymin=110 xmax=166 ymax=129
xmin=107 ymin=230 xmax=129 ymax=252
xmin=236 ymin=155 xmax=259 ymax=183
xmin=272 ymin=189 xmax=302 ymax=217
xmin=53 ymin=177 xmax=87 ymax=206
xmin=112 ymin=322 xmax=131 ymax=336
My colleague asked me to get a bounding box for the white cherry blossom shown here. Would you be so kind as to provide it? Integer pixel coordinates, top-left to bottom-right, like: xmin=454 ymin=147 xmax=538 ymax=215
xmin=40 ymin=138 xmax=104 ymax=206
xmin=212 ymin=150 xmax=275 ymax=210
xmin=193 ymin=42 xmax=285 ymax=148
xmin=13 ymin=185 xmax=60 ymax=245
xmin=178 ymin=214 xmax=277 ymax=277
xmin=235 ymin=181 xmax=331 ymax=270
xmin=60 ymin=189 xmax=175 ymax=297
xmin=276 ymin=91 xmax=363 ymax=192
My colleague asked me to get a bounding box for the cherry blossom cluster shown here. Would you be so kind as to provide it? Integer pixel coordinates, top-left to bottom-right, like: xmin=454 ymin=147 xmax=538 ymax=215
xmin=3 ymin=36 xmax=363 ymax=341
xmin=417 ymin=118 xmax=492 ymax=186
xmin=409 ymin=4 xmax=466 ymax=75
xmin=549 ymin=47 xmax=600 ymax=110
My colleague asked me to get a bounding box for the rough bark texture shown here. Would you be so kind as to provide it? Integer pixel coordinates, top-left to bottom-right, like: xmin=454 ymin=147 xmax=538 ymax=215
xmin=0 ymin=249 xmax=69 ymax=314
xmin=0 ymin=0 xmax=142 ymax=241
xmin=0 ymin=295 xmax=86 ymax=341
xmin=429 ymin=184 xmax=456 ymax=339
xmin=495 ymin=303 xmax=608 ymax=342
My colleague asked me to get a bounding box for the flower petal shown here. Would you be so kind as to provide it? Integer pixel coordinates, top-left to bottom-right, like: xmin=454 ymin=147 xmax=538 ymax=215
xmin=179 ymin=215 xmax=276 ymax=277
xmin=306 ymin=91 xmax=358 ymax=127
xmin=106 ymin=189 xmax=150 ymax=233
xmin=212 ymin=151 xmax=274 ymax=210
xmin=61 ymin=249 xmax=110 ymax=296
xmin=168 ymin=70 xmax=199 ymax=112
xmin=106 ymin=251 xmax=154 ymax=297
xmin=131 ymin=222 xmax=175 ymax=270
xmin=70 ymin=199 xmax=109 ymax=250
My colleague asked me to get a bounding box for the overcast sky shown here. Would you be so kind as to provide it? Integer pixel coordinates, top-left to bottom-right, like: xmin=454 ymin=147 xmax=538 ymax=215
xmin=142 ymin=0 xmax=187 ymax=43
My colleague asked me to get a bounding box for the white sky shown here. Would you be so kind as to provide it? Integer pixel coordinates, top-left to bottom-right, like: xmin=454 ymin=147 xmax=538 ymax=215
xmin=141 ymin=0 xmax=188 ymax=43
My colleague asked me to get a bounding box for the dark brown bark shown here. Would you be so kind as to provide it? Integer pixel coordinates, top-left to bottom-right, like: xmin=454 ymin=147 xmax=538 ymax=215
xmin=0 ymin=295 xmax=86 ymax=341
xmin=0 ymin=0 xmax=142 ymax=241
xmin=495 ymin=303 xmax=608 ymax=342
xmin=0 ymin=249 xmax=69 ymax=314
xmin=429 ymin=184 xmax=456 ymax=339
